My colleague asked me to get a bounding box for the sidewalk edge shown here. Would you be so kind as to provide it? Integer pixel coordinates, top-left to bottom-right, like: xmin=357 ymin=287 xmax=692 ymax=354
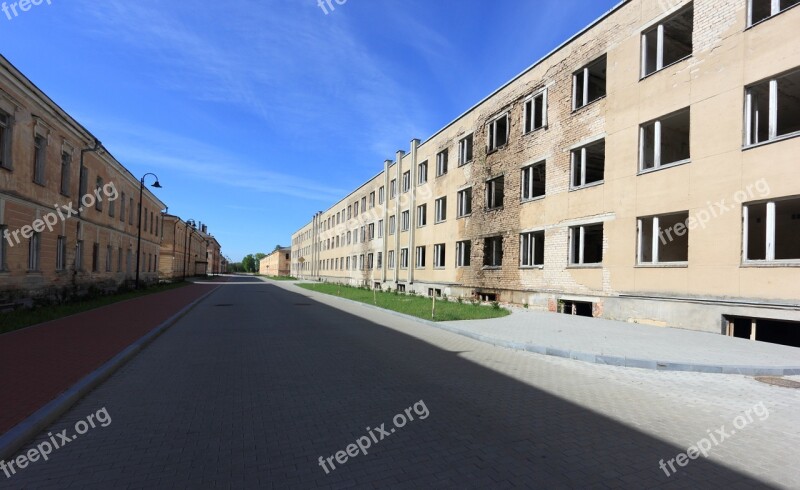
xmin=289 ymin=283 xmax=800 ymax=378
xmin=0 ymin=285 xmax=220 ymax=461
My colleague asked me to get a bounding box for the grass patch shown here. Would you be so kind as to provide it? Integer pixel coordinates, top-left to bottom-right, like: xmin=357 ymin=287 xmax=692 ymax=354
xmin=1 ymin=282 xmax=190 ymax=335
xmin=263 ymin=275 xmax=297 ymax=281
xmin=298 ymin=283 xmax=510 ymax=322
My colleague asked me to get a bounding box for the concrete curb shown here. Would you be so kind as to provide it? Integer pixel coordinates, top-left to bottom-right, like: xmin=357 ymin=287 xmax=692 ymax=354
xmin=291 ymin=284 xmax=800 ymax=377
xmin=0 ymin=285 xmax=221 ymax=461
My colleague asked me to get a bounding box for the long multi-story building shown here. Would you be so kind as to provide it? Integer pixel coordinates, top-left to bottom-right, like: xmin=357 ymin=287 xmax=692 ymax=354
xmin=292 ymin=0 xmax=800 ymax=345
xmin=0 ymin=54 xmax=166 ymax=303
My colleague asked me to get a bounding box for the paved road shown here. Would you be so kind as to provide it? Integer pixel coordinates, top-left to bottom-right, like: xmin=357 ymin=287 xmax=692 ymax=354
xmin=4 ymin=276 xmax=798 ymax=488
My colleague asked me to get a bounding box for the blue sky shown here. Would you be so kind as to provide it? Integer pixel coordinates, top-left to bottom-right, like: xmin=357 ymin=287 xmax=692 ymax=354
xmin=1 ymin=0 xmax=619 ymax=261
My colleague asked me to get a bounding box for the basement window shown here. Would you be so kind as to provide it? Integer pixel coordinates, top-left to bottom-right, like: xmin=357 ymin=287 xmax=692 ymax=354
xmin=560 ymin=300 xmax=593 ymax=317
xmin=573 ymin=55 xmax=607 ymax=110
xmin=521 ymin=161 xmax=546 ymax=201
xmin=745 ymin=69 xmax=800 ymax=146
xmin=726 ymin=316 xmax=800 ymax=348
xmin=571 ymin=139 xmax=605 ymax=189
xmin=638 ymin=212 xmax=690 ymax=265
xmin=524 ymin=89 xmax=547 ymax=133
xmin=520 ymin=231 xmax=545 ymax=267
xmin=641 ymin=6 xmax=693 ymax=78
xmin=486 ymin=176 xmax=505 ymax=210
xmin=640 ymin=108 xmax=691 ymax=172
xmin=483 ymin=236 xmax=504 ymax=268
xmin=569 ymin=224 xmax=603 ymax=265
xmin=749 ymin=0 xmax=800 ymax=26
xmin=487 ymin=113 xmax=509 ymax=151
xmin=744 ymin=196 xmax=800 ymax=262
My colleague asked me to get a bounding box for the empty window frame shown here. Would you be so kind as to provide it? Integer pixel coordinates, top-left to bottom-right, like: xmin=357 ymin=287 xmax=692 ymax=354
xmin=484 ymin=236 xmax=504 ymax=267
xmin=637 ymin=212 xmax=690 ymax=264
xmin=457 ymin=187 xmax=473 ymax=217
xmin=76 ymin=240 xmax=84 ymax=271
xmin=640 ymin=108 xmax=691 ymax=171
xmin=641 ymin=6 xmax=693 ymax=78
xmin=60 ymin=151 xmax=71 ymax=196
xmin=33 ymin=135 xmax=46 ymax=185
xmin=744 ymin=197 xmax=800 ymax=261
xmin=369 ymin=191 xmax=375 ymax=208
xmin=388 ymin=250 xmax=395 ymax=269
xmin=402 ymin=171 xmax=411 ymax=193
xmin=377 ymin=252 xmax=382 ymax=269
xmin=418 ymin=161 xmax=428 ymax=185
xmin=354 ymin=201 xmax=359 ymax=215
xmin=521 ymin=161 xmax=546 ymax=200
xmin=417 ymin=204 xmax=427 ymax=227
xmin=0 ymin=111 xmax=11 ymax=170
xmin=524 ymin=89 xmax=548 ymax=133
xmin=401 ymin=210 xmax=410 ymax=231
xmin=456 ymin=240 xmax=471 ymax=267
xmin=95 ymin=178 xmax=104 ymax=211
xmin=486 ymin=176 xmax=505 ymax=209
xmin=487 ymin=113 xmax=510 ymax=151
xmin=361 ymin=196 xmax=367 ymax=212
xmin=28 ymin=232 xmax=41 ymax=271
xmin=389 ymin=215 xmax=396 ymax=235
xmin=377 ymin=219 xmax=384 ymax=238
xmin=435 ymin=197 xmax=447 ymax=223
xmin=56 ymin=235 xmax=66 ymax=271
xmin=367 ymin=253 xmax=374 ymax=269
xmin=571 ymin=139 xmax=605 ymax=189
xmin=749 ymin=0 xmax=800 ymax=26
xmin=92 ymin=242 xmax=100 ymax=272
xmin=415 ymin=246 xmax=426 ymax=268
xmin=400 ymin=248 xmax=409 ymax=269
xmin=106 ymin=245 xmax=113 ymax=272
xmin=378 ymin=186 xmax=385 ymax=204
xmin=458 ymin=134 xmax=474 ymax=165
xmin=433 ymin=244 xmax=446 ymax=268
xmin=390 ymin=179 xmax=397 ymax=198
xmin=520 ymin=231 xmax=545 ymax=267
xmin=569 ymin=223 xmax=604 ymax=265
xmin=745 ymin=69 xmax=800 ymax=145
xmin=347 ymin=205 xmax=352 ymax=219
xmin=573 ymin=55 xmax=607 ymax=110
xmin=368 ymin=223 xmax=375 ymax=240
xmin=436 ymin=149 xmax=448 ymax=177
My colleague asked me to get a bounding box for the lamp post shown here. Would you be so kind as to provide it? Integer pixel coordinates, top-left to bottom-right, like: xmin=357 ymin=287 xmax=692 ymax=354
xmin=183 ymin=219 xmax=196 ymax=281
xmin=135 ymin=173 xmax=162 ymax=289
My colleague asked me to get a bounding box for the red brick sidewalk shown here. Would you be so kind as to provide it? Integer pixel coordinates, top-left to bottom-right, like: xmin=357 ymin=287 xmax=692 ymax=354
xmin=0 ymin=281 xmax=223 ymax=434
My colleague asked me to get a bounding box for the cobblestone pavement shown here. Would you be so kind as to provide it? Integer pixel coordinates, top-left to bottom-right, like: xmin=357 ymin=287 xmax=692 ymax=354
xmin=4 ymin=276 xmax=798 ymax=488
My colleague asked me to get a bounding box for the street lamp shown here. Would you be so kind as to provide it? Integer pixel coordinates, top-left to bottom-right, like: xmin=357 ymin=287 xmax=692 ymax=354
xmin=183 ymin=219 xmax=196 ymax=281
xmin=135 ymin=173 xmax=162 ymax=289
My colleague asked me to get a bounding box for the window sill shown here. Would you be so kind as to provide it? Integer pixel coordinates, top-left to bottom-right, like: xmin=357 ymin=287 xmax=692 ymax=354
xmin=520 ymin=265 xmax=544 ymax=270
xmin=639 ymin=55 xmax=692 ymax=81
xmin=435 ymin=220 xmax=446 ymax=225
xmin=0 ymin=165 xmax=12 ymax=172
xmin=567 ymin=264 xmax=602 ymax=269
xmin=486 ymin=145 xmax=508 ymax=155
xmin=485 ymin=206 xmax=504 ymax=212
xmin=523 ymin=125 xmax=547 ymax=136
xmin=482 ymin=266 xmax=502 ymax=270
xmin=521 ymin=195 xmax=546 ymax=204
xmin=742 ymin=260 xmax=800 ymax=268
xmin=572 ymin=95 xmax=606 ymax=114
xmin=457 ymin=214 xmax=472 ymax=219
xmin=743 ymin=131 xmax=800 ymax=151
xmin=569 ymin=180 xmax=604 ymax=192
xmin=637 ymin=159 xmax=691 ymax=176
xmin=433 ymin=266 xmax=445 ymax=270
xmin=635 ymin=262 xmax=688 ymax=268
xmin=458 ymin=160 xmax=473 ymax=167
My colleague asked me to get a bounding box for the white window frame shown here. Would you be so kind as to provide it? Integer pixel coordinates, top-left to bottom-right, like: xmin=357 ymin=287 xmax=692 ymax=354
xmin=483 ymin=236 xmax=503 ymax=268
xmin=456 ymin=240 xmax=471 ymax=267
xmin=569 ymin=224 xmax=604 ymax=266
xmin=417 ymin=204 xmax=427 ymax=227
xmin=435 ymin=197 xmax=447 ymax=223
xmin=742 ymin=198 xmax=800 ymax=263
xmin=636 ymin=213 xmax=690 ymax=265
xmin=400 ymin=248 xmax=409 ymax=269
xmin=520 ymin=231 xmax=545 ymax=267
xmin=436 ymin=149 xmax=448 ymax=177
xmin=639 ymin=108 xmax=691 ymax=171
xmin=457 ymin=187 xmax=472 ymax=217
xmin=433 ymin=244 xmax=446 ymax=268
xmin=572 ymin=56 xmax=607 ymax=110
xmin=570 ymin=140 xmax=605 ymax=190
xmin=745 ymin=70 xmax=800 ymax=146
xmin=458 ymin=133 xmax=473 ymax=166
xmin=521 ymin=161 xmax=546 ymax=201
xmin=640 ymin=7 xmax=693 ymax=79
xmin=523 ymin=89 xmax=548 ymax=134
xmin=747 ymin=0 xmax=799 ymax=26
xmin=28 ymin=232 xmax=41 ymax=271
xmin=487 ymin=113 xmax=510 ymax=152
xmin=402 ymin=171 xmax=411 ymax=193
xmin=388 ymin=250 xmax=395 ymax=269
xmin=401 ymin=210 xmax=410 ymax=231
xmin=415 ymin=245 xmax=426 ymax=269
xmin=389 ymin=215 xmax=396 ymax=235
xmin=486 ymin=175 xmax=504 ymax=210
xmin=377 ymin=219 xmax=384 ymax=238
xmin=418 ymin=161 xmax=428 ymax=185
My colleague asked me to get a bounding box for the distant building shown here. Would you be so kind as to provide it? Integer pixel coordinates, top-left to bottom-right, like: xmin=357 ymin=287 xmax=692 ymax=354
xmin=260 ymin=248 xmax=291 ymax=277
xmin=158 ymin=217 xmax=219 ymax=279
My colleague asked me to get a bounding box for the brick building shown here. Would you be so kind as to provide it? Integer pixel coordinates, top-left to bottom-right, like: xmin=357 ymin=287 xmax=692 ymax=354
xmin=1 ymin=55 xmax=165 ymax=304
xmin=157 ymin=216 xmax=218 ymax=279
xmin=259 ymin=247 xmax=291 ymax=277
xmin=292 ymin=0 xmax=800 ymax=345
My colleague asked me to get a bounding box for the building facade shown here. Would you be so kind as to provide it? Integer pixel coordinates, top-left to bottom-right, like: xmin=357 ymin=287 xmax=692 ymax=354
xmin=291 ymin=0 xmax=800 ymax=344
xmin=158 ymin=216 xmax=214 ymax=280
xmin=1 ymin=55 xmax=165 ymax=304
xmin=259 ymin=247 xmax=291 ymax=277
